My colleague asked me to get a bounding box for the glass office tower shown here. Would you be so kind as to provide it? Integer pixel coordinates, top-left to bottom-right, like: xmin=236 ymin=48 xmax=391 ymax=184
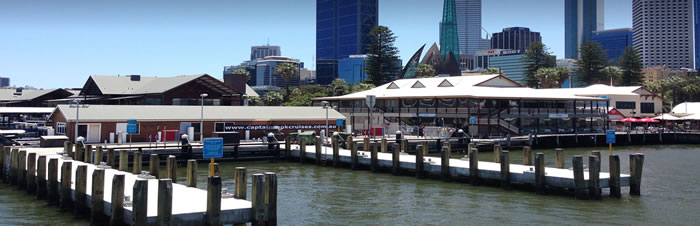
xmin=565 ymin=0 xmax=604 ymax=59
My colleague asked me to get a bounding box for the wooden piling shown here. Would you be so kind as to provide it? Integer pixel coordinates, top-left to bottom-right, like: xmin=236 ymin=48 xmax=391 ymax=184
xmin=157 ymin=179 xmax=173 ymax=226
xmin=535 ymin=153 xmax=545 ymax=194
xmin=149 ymin=154 xmax=160 ymax=179
xmin=346 ymin=136 xmax=353 ymax=152
xmin=234 ymin=167 xmax=246 ymax=199
xmin=251 ymin=173 xmax=266 ymax=226
xmin=186 ymin=159 xmax=197 ymax=187
xmin=500 ymin=150 xmax=510 ymax=189
xmin=351 ymin=140 xmax=359 ymax=170
xmin=401 ymin=139 xmax=408 ymax=153
xmin=416 ymin=141 xmax=426 ymax=179
xmin=109 ymin=174 xmax=125 ymax=226
xmin=523 ymin=146 xmax=532 ymax=165
xmin=493 ymin=144 xmax=501 ymax=163
xmin=264 ymin=172 xmax=277 ymax=226
xmin=630 ymin=153 xmax=644 ymax=196
xmin=95 ymin=146 xmax=103 ymax=164
xmin=60 ymin=161 xmax=73 ymax=210
xmin=64 ymin=141 xmax=73 ymax=158
xmin=166 ymin=155 xmax=177 ymax=183
xmin=206 ymin=176 xmax=222 ymax=226
xmin=314 ymin=136 xmax=322 ymax=165
xmin=37 ymin=155 xmax=47 ymax=199
xmin=90 ymin=169 xmax=106 ymax=224
xmin=0 ymin=146 xmax=7 ymax=182
xmin=370 ymin=143 xmax=378 ymax=172
xmin=441 ymin=143 xmax=451 ymax=181
xmin=363 ymin=137 xmax=369 ymax=153
xmin=118 ymin=150 xmax=128 ymax=171
xmin=10 ymin=148 xmax=17 ymax=185
xmin=392 ymin=142 xmax=400 ymax=176
xmin=469 ymin=148 xmax=479 ymax=185
xmin=107 ymin=148 xmax=115 ymax=168
xmin=75 ymin=165 xmax=88 ymax=216
xmin=132 ymin=151 xmax=142 ymax=174
xmin=299 ymin=141 xmax=307 ymax=164
xmin=381 ymin=138 xmax=387 ymax=153
xmin=332 ymin=135 xmax=340 ymax=167
xmin=75 ymin=144 xmax=83 ymax=162
xmin=18 ymin=150 xmax=26 ymax=189
xmin=555 ymin=148 xmax=565 ymax=168
xmin=588 ymin=155 xmax=601 ymax=200
xmin=84 ymin=145 xmax=93 ymax=163
xmin=47 ymin=158 xmax=59 ymax=205
xmin=26 ymin=152 xmax=36 ymax=194
xmin=609 ymin=155 xmax=621 ymax=198
xmin=133 ymin=179 xmax=148 ymax=226
xmin=572 ymin=155 xmax=586 ymax=199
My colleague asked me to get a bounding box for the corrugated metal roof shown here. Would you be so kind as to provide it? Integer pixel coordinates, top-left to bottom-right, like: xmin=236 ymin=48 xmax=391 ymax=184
xmin=0 ymin=88 xmax=67 ymax=101
xmin=88 ymin=74 xmax=203 ymax=95
xmin=54 ymin=105 xmax=346 ymax=122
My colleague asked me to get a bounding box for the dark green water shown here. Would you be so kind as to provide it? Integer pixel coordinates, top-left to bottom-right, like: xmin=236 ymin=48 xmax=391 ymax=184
xmin=1 ymin=145 xmax=699 ymax=225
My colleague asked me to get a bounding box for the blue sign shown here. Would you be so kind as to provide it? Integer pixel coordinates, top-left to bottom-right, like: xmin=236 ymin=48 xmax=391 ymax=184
xmin=127 ymin=124 xmax=138 ymax=134
xmin=127 ymin=119 xmax=137 ymax=124
xmin=336 ymin=119 xmax=344 ymax=126
xmin=203 ymin=138 xmax=224 ymax=158
xmin=418 ymin=113 xmax=436 ymax=117
xmin=470 ymin=116 xmax=477 ymax=125
xmin=606 ymin=130 xmax=616 ymax=144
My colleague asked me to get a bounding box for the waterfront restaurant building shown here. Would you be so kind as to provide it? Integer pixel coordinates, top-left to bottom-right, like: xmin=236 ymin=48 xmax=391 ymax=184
xmin=49 ymin=105 xmax=345 ymax=143
xmin=314 ymin=75 xmax=611 ymax=137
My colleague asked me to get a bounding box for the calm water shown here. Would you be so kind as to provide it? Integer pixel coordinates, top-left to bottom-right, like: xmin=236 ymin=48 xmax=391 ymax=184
xmin=1 ymin=145 xmax=699 ymax=225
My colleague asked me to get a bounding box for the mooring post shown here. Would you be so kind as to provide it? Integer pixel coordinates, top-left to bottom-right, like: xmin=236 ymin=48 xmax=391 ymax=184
xmin=441 ymin=143 xmax=451 ymax=181
xmin=10 ymin=148 xmax=18 ymax=185
xmin=363 ymin=137 xmax=370 ymax=153
xmin=84 ymin=145 xmax=92 ymax=164
xmin=555 ymin=148 xmax=565 ymax=168
xmin=157 ymin=179 xmax=173 ymax=226
xmin=500 ymin=150 xmax=510 ymax=189
xmin=392 ymin=141 xmax=400 ymax=176
xmin=206 ymin=176 xmax=222 ymax=226
xmin=94 ymin=146 xmax=103 ymax=164
xmin=469 ymin=148 xmax=479 ymax=185
xmin=37 ymin=155 xmax=47 ymax=199
xmin=251 ymin=173 xmax=266 ymax=226
xmin=589 ymin=155 xmax=601 ymax=200
xmin=381 ymin=138 xmax=387 ymax=153
xmin=47 ymin=158 xmax=59 ymax=205
xmin=64 ymin=141 xmax=73 ymax=158
xmin=132 ymin=151 xmax=142 ymax=174
xmin=630 ymin=153 xmax=645 ymax=196
xmin=75 ymin=144 xmax=83 ymax=162
xmin=0 ymin=146 xmax=7 ymax=182
xmin=314 ymin=136 xmax=322 ymax=165
xmin=234 ymin=167 xmax=246 ymax=199
xmin=573 ymin=155 xmax=586 ymax=199
xmin=332 ymin=135 xmax=340 ymax=167
xmin=264 ymin=172 xmax=278 ymax=226
xmin=133 ymin=179 xmax=148 ymax=226
xmin=60 ymin=161 xmax=73 ymax=210
xmin=26 ymin=152 xmax=37 ymax=194
xmin=351 ymin=140 xmax=359 ymax=170
xmin=401 ymin=139 xmax=408 ymax=153
xmin=535 ymin=153 xmax=545 ymax=194
xmin=493 ymin=144 xmax=501 ymax=163
xmin=299 ymin=141 xmax=307 ymax=164
xmin=346 ymin=136 xmax=354 ymax=152
xmin=74 ymin=165 xmax=88 ymax=216
xmin=523 ymin=146 xmax=532 ymax=165
xmin=416 ymin=142 xmax=426 ymax=179
xmin=186 ymin=159 xmax=197 ymax=187
xmin=91 ymin=168 xmax=106 ymax=224
xmin=166 ymin=155 xmax=177 ymax=183
xmin=109 ymin=174 xmax=125 ymax=226
xmin=118 ymin=150 xmax=128 ymax=171
xmin=609 ymin=155 xmax=621 ymax=198
xmin=18 ymin=150 xmax=26 ymax=189
xmin=149 ymin=154 xmax=160 ymax=179
xmin=370 ymin=143 xmax=378 ymax=172
xmin=107 ymin=148 xmax=115 ymax=168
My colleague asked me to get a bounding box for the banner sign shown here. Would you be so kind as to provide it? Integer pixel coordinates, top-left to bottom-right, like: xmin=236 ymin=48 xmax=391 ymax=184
xmin=223 ymin=124 xmax=339 ymax=131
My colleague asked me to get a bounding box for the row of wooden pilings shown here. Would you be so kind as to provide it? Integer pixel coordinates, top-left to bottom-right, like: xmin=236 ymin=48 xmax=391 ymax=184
xmin=286 ymin=136 xmax=644 ymax=199
xmin=0 ymin=142 xmax=277 ymax=226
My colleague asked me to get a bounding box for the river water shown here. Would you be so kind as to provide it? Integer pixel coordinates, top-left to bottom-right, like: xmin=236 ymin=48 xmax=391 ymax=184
xmin=1 ymin=145 xmax=698 ymax=225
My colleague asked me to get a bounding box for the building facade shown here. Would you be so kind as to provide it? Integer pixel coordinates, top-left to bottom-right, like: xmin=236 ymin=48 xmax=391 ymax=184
xmin=474 ymin=49 xmax=523 ymax=71
xmin=0 ymin=77 xmax=9 ymax=87
xmin=491 ymin=27 xmax=542 ymax=50
xmin=488 ymin=53 xmax=529 ymax=85
xmin=316 ymin=0 xmax=378 ymax=85
xmin=633 ymin=0 xmax=695 ymax=69
xmin=250 ymin=45 xmax=281 ymax=60
xmin=591 ymin=28 xmax=633 ymax=63
xmin=254 ymin=56 xmax=303 ymax=87
xmin=338 ymin=55 xmax=369 ymax=84
xmin=565 ymin=0 xmax=605 ymax=58
xmin=455 ymin=0 xmax=482 ymax=56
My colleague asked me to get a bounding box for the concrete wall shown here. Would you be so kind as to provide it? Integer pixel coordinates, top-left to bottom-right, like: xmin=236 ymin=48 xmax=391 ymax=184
xmin=608 ymin=94 xmax=662 ymax=117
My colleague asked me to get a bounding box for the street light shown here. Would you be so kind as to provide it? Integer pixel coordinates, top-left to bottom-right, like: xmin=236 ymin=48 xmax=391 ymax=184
xmin=321 ymin=101 xmax=330 ymax=138
xmin=200 ymin=93 xmax=208 ymax=142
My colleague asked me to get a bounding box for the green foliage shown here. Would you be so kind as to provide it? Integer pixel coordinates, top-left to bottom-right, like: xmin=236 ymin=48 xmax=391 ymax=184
xmin=601 ymin=66 xmax=622 ymax=86
xmin=575 ymin=41 xmax=609 ymax=85
xmin=262 ymin=91 xmax=283 ymax=106
xmin=534 ymin=68 xmax=558 ymax=88
xmin=554 ymin=67 xmax=571 ymax=87
xmin=330 ymin=78 xmax=348 ymax=96
xmin=233 ymin=69 xmax=250 ymax=82
xmin=523 ymin=42 xmax=556 ymax=87
xmin=484 ymin=68 xmax=500 ymax=75
xmin=275 ymin=63 xmax=298 ymax=102
xmin=415 ymin=64 xmax=436 ymax=78
xmin=352 ymin=83 xmax=376 ymax=92
xmin=246 ymin=96 xmax=262 ymax=106
xmin=644 ymin=74 xmax=700 ymax=112
xmin=618 ymin=46 xmax=644 ymax=86
xmin=365 ymin=26 xmax=402 ymax=86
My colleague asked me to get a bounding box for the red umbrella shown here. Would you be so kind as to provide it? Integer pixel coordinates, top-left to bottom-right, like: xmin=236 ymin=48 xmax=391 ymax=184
xmin=619 ymin=117 xmax=639 ymax=122
xmin=639 ymin=117 xmax=660 ymax=123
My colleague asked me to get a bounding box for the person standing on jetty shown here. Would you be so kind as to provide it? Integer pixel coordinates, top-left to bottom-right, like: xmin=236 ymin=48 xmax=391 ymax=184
xmin=419 ymin=124 xmax=425 ymax=138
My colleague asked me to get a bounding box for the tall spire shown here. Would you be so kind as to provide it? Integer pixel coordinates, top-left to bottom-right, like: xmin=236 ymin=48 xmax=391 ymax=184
xmin=440 ymin=0 xmax=460 ymax=62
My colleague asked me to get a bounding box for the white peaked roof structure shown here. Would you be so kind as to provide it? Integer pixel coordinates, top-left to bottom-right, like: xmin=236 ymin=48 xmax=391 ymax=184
xmin=315 ymin=75 xmax=603 ymax=101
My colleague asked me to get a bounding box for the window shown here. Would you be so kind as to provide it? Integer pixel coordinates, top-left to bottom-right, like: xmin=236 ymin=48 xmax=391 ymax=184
xmin=641 ymin=102 xmax=655 ymax=113
xmin=56 ymin=122 xmax=66 ymax=135
xmin=616 ymin=101 xmax=636 ymax=109
xmin=191 ymin=123 xmax=201 ymax=133
xmin=215 ymin=122 xmax=236 ymax=132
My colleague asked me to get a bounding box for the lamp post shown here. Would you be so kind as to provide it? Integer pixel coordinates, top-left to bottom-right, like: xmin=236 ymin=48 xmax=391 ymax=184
xmin=200 ymin=93 xmax=208 ymax=142
xmin=72 ymin=99 xmax=81 ymax=142
xmin=322 ymin=101 xmax=330 ymax=139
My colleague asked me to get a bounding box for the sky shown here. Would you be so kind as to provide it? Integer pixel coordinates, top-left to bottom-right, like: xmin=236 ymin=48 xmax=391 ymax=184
xmin=0 ymin=0 xmax=632 ymax=89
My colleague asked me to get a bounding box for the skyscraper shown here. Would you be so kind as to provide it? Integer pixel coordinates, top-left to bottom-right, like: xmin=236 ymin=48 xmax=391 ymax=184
xmin=491 ymin=27 xmax=542 ymax=50
xmin=633 ymin=0 xmax=695 ymax=69
xmin=591 ymin=28 xmax=633 ymax=63
xmin=565 ymin=0 xmax=604 ymax=59
xmin=440 ymin=0 xmax=460 ymax=62
xmin=455 ymin=0 xmax=482 ymax=56
xmin=316 ymin=0 xmax=378 ymax=85
xmin=250 ymin=45 xmax=281 ymax=60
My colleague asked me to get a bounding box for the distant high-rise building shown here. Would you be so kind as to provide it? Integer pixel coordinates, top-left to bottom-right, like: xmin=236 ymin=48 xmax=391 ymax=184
xmin=316 ymin=0 xmax=378 ymax=85
xmin=491 ymin=27 xmax=542 ymax=50
xmin=0 ymin=77 xmax=9 ymax=87
xmin=591 ymin=28 xmax=633 ymax=63
xmin=633 ymin=0 xmax=695 ymax=69
xmin=254 ymin=56 xmax=303 ymax=87
xmin=338 ymin=55 xmax=369 ymax=84
xmin=455 ymin=0 xmax=481 ymax=56
xmin=440 ymin=0 xmax=460 ymax=62
xmin=250 ymin=45 xmax=281 ymax=60
xmin=565 ymin=0 xmax=604 ymax=58
xmin=489 ymin=52 xmax=531 ymax=85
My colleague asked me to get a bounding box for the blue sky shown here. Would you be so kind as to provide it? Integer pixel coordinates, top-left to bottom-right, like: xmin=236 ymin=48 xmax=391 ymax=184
xmin=0 ymin=0 xmax=631 ymax=89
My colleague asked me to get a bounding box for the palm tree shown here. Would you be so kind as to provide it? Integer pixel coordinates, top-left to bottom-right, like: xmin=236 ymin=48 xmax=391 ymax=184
xmin=534 ymin=68 xmax=558 ymax=88
xmin=601 ymin=66 xmax=622 ymax=86
xmin=233 ymin=69 xmax=250 ymax=82
xmin=554 ymin=67 xmax=572 ymax=88
xmin=275 ymin=63 xmax=298 ymax=102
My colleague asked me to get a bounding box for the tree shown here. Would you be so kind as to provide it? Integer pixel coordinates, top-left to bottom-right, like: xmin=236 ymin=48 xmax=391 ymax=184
xmin=329 ymin=78 xmax=348 ymax=96
xmin=534 ymin=68 xmax=559 ymax=88
xmin=414 ymin=64 xmax=436 ymax=78
xmin=262 ymin=91 xmax=283 ymax=106
xmin=618 ymin=46 xmax=644 ymax=86
xmin=575 ymin=41 xmax=608 ymax=85
xmin=275 ymin=63 xmax=298 ymax=102
xmin=554 ymin=67 xmax=572 ymax=88
xmin=350 ymin=83 xmax=375 ymax=93
xmin=246 ymin=96 xmax=262 ymax=106
xmin=233 ymin=69 xmax=250 ymax=82
xmin=601 ymin=66 xmax=622 ymax=86
xmin=484 ymin=68 xmax=500 ymax=75
xmin=523 ymin=42 xmax=556 ymax=87
xmin=365 ymin=26 xmax=402 ymax=86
